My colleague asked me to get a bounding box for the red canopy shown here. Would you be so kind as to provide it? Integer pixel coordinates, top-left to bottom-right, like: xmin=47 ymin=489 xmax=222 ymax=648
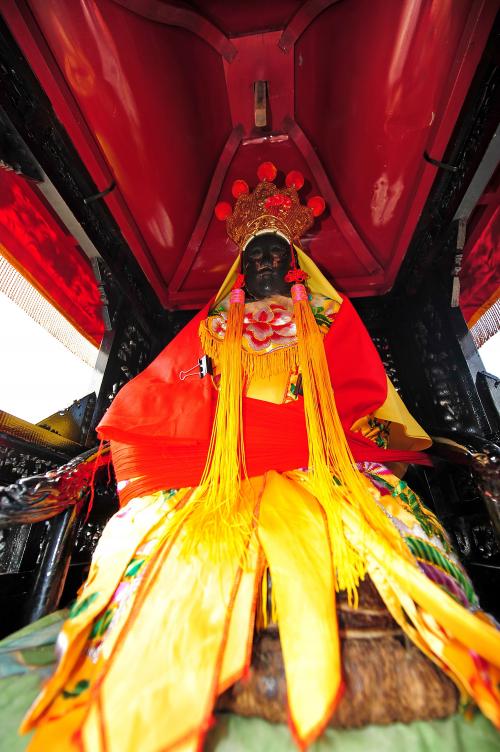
xmin=2 ymin=0 xmax=496 ymax=307
xmin=0 ymin=169 xmax=104 ymax=346
xmin=460 ymin=204 xmax=499 ymax=329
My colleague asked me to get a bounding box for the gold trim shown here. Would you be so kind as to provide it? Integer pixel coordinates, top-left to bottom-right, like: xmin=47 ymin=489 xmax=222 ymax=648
xmin=0 ymin=409 xmax=83 ymax=453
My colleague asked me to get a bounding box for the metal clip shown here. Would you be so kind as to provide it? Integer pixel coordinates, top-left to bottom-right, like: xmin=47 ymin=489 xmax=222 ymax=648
xmin=179 ymin=355 xmax=213 ymax=381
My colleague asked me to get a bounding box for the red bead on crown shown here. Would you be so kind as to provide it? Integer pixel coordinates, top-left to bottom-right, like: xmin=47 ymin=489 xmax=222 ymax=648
xmin=214 ymin=162 xmax=325 ymax=249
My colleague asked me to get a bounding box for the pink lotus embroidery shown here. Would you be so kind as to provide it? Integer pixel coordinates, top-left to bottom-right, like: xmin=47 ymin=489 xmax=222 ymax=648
xmin=243 ymin=303 xmax=296 ymax=350
xmin=212 ymin=302 xmax=297 ymax=351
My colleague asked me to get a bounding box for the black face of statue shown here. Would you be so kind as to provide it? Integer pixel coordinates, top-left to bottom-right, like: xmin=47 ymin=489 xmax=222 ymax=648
xmin=242 ymin=233 xmax=292 ymax=300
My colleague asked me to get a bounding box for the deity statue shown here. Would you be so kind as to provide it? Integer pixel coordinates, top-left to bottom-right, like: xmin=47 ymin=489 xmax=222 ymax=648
xmin=20 ymin=163 xmax=500 ymax=751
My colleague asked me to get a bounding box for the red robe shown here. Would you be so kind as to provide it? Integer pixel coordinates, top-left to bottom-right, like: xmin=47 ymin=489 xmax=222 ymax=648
xmin=97 ymin=295 xmax=430 ymax=504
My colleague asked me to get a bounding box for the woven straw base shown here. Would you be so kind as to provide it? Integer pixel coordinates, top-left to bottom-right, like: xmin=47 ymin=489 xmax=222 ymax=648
xmin=217 ymin=578 xmax=458 ymax=727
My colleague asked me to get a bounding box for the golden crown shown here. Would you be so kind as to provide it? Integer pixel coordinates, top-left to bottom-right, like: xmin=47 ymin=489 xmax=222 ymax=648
xmin=214 ymin=162 xmax=325 ymax=249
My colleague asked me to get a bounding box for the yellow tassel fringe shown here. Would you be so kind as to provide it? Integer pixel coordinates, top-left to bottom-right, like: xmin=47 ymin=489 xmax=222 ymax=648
xmin=186 ymin=294 xmax=411 ymax=599
xmin=166 ymin=299 xmax=253 ymax=564
xmin=199 ymin=322 xmax=300 ymax=380
xmin=291 ymin=295 xmax=411 ymax=605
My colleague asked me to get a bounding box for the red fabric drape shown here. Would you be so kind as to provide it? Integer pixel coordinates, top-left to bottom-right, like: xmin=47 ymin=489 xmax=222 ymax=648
xmin=460 ymin=205 xmax=499 ymax=327
xmin=0 ymin=170 xmax=104 ymax=346
xmin=98 ymin=294 xmax=431 ymax=503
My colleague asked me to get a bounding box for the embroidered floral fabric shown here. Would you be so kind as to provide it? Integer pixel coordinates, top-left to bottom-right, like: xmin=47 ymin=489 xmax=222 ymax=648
xmin=359 ymin=462 xmax=481 ymax=611
xmin=357 ymin=416 xmax=391 ymax=449
xmin=208 ymin=293 xmax=338 ymax=353
xmin=53 ymin=462 xmax=484 ymax=713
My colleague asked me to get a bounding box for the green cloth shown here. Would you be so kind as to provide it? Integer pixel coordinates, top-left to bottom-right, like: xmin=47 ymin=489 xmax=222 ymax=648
xmin=1 ymin=612 xmax=499 ymax=752
xmin=0 ymin=611 xmax=67 ymax=752
xmin=1 ymin=671 xmax=39 ymax=752
xmin=0 ymin=610 xmax=66 ymax=679
xmin=206 ymin=714 xmax=500 ymax=752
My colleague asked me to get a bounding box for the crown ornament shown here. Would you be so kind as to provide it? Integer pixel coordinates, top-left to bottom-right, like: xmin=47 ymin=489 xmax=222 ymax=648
xmin=215 ymin=162 xmax=326 ymax=249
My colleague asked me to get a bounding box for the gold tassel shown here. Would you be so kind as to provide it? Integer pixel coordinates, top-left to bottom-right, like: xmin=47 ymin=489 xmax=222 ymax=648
xmin=166 ymin=287 xmax=253 ymax=564
xmin=291 ymin=283 xmax=410 ymax=605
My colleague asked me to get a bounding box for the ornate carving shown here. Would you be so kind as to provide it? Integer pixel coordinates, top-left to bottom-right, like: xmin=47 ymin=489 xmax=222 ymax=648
xmin=371 ymin=334 xmax=402 ymax=393
xmin=430 ymin=435 xmax=500 ymax=564
xmin=0 ymin=446 xmax=110 ymax=527
xmin=351 ymin=298 xmax=403 ymax=393
xmin=0 ymin=411 xmax=82 ymax=454
xmin=450 ymin=514 xmax=498 ymax=562
xmin=0 ymin=108 xmax=42 ymax=179
xmin=74 ymin=520 xmax=107 ymax=560
xmin=410 ymin=299 xmax=483 ymax=432
xmin=0 ymin=445 xmax=56 ymax=483
xmin=104 ymin=320 xmax=150 ymax=410
xmin=470 ymin=442 xmax=500 ymax=544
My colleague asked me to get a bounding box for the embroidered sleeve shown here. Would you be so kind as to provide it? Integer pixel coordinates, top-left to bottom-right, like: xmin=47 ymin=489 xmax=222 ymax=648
xmin=355 ymin=415 xmax=391 ymax=449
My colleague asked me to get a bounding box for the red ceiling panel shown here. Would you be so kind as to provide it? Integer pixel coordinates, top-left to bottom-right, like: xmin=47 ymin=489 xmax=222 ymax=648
xmin=460 ymin=168 xmax=500 ymax=325
xmin=1 ymin=0 xmax=496 ymax=309
xmin=295 ymin=0 xmax=488 ymax=291
xmin=191 ymin=0 xmax=303 ymax=38
xmin=25 ymin=0 xmax=232 ymax=283
xmin=177 ymin=136 xmax=377 ymax=300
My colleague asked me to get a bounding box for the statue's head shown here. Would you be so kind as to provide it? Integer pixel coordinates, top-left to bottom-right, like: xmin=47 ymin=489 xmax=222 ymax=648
xmin=242 ymin=232 xmax=293 ymax=300
xmin=214 ymin=162 xmax=325 ymax=300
